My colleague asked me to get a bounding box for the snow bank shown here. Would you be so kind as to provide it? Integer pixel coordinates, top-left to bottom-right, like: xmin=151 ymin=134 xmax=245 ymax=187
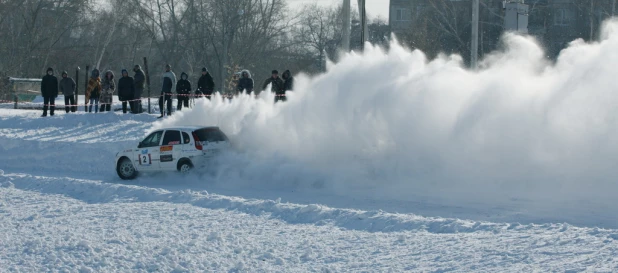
xmin=152 ymin=21 xmax=618 ymax=211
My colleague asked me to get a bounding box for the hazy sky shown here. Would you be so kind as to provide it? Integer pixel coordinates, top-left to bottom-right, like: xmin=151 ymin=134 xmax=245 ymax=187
xmin=287 ymin=0 xmax=390 ymax=21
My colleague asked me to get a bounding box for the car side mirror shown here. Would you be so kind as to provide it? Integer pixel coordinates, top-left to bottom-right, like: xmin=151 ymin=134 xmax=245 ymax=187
xmin=138 ymin=141 xmax=143 ymax=148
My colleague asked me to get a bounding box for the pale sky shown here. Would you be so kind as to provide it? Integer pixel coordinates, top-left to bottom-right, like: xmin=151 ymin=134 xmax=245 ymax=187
xmin=287 ymin=0 xmax=390 ymax=21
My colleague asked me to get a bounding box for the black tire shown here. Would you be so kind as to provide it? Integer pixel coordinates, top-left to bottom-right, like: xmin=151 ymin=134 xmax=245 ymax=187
xmin=116 ymin=157 xmax=138 ymax=180
xmin=177 ymin=159 xmax=193 ymax=173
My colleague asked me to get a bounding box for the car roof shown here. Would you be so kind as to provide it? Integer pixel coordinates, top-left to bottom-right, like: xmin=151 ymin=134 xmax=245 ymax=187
xmin=157 ymin=126 xmax=220 ymax=132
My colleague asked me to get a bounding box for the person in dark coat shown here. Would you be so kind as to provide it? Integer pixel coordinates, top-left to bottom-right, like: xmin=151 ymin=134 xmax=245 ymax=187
xmin=236 ymin=70 xmax=254 ymax=95
xmin=176 ymin=72 xmax=192 ymax=111
xmin=40 ymin=67 xmax=59 ymax=117
xmin=263 ymin=70 xmax=285 ymax=103
xmin=159 ymin=64 xmax=176 ymax=117
xmin=59 ymin=71 xmax=76 ymax=113
xmin=133 ymin=65 xmax=145 ymax=113
xmin=280 ymin=69 xmax=294 ymax=102
xmin=197 ymin=67 xmax=215 ymax=99
xmin=117 ymin=69 xmax=135 ymax=114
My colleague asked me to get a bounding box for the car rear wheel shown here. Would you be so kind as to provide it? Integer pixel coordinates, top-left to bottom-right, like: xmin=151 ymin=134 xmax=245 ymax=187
xmin=117 ymin=157 xmax=138 ymax=180
xmin=178 ymin=159 xmax=193 ymax=173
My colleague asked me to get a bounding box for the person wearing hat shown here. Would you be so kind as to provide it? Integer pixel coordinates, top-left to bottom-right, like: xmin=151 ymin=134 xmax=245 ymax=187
xmin=117 ymin=69 xmax=135 ymax=114
xmin=197 ymin=67 xmax=215 ymax=100
xmin=59 ymin=71 xmax=77 ymax=113
xmin=176 ymin=72 xmax=192 ymax=110
xmin=159 ymin=64 xmax=176 ymax=117
xmin=236 ymin=70 xmax=254 ymax=95
xmin=133 ymin=65 xmax=145 ymax=113
xmin=262 ymin=70 xmax=285 ymax=103
xmin=281 ymin=69 xmax=294 ymax=102
xmin=40 ymin=67 xmax=59 ymax=117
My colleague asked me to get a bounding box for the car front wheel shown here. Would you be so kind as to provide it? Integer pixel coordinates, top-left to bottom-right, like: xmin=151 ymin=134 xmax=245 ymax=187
xmin=117 ymin=157 xmax=138 ymax=180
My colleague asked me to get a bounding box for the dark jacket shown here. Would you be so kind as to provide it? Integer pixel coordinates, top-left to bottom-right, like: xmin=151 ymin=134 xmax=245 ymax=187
xmin=59 ymin=75 xmax=76 ymax=96
xmin=133 ymin=65 xmax=146 ymax=99
xmin=282 ymin=70 xmax=294 ymax=92
xmin=176 ymin=72 xmax=192 ymax=94
xmin=41 ymin=68 xmax=59 ymax=97
xmin=118 ymin=73 xmax=135 ymax=101
xmin=263 ymin=76 xmax=285 ymax=94
xmin=133 ymin=68 xmax=145 ymax=93
xmin=236 ymin=70 xmax=254 ymax=94
xmin=162 ymin=71 xmax=176 ymax=94
xmin=197 ymin=73 xmax=215 ymax=95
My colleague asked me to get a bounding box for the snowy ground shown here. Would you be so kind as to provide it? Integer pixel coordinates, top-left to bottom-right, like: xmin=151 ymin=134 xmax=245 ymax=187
xmin=1 ymin=109 xmax=617 ymax=272
xmin=4 ymin=24 xmax=618 ymax=271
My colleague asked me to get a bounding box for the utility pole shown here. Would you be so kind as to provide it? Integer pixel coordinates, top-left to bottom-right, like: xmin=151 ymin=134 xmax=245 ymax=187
xmin=342 ymin=0 xmax=351 ymax=52
xmin=471 ymin=0 xmax=479 ymax=69
xmin=358 ymin=0 xmax=367 ymax=50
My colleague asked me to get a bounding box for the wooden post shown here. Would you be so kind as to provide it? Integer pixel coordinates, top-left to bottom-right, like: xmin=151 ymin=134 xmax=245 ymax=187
xmin=471 ymin=0 xmax=479 ymax=69
xmin=84 ymin=65 xmax=89 ymax=112
xmin=75 ymin=67 xmax=80 ymax=110
xmin=12 ymin=80 xmax=18 ymax=109
xmin=143 ymin=57 xmax=151 ymax=114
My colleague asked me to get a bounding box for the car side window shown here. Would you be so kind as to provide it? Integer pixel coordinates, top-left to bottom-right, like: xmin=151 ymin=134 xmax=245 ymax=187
xmin=162 ymin=130 xmax=182 ymax=145
xmin=141 ymin=131 xmax=163 ymax=147
xmin=182 ymin=132 xmax=191 ymax=144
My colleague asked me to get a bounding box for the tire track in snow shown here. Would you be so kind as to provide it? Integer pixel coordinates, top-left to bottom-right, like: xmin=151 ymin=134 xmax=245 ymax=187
xmin=2 ymin=171 xmax=618 ymax=238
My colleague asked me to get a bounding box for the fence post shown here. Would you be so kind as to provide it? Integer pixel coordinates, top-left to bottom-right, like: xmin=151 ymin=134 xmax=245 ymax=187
xmin=84 ymin=66 xmax=89 ymax=112
xmin=75 ymin=67 xmax=80 ymax=110
xmin=12 ymin=81 xmax=17 ymax=109
xmin=143 ymin=57 xmax=151 ymax=114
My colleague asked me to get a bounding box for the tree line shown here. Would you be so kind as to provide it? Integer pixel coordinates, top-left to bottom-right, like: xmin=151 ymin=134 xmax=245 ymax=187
xmin=0 ymin=0 xmax=388 ymax=97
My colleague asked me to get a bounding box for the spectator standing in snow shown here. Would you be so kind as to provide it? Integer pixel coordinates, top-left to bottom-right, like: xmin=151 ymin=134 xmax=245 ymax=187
xmin=176 ymin=72 xmax=191 ymax=111
xmin=280 ymin=69 xmax=294 ymax=102
xmin=86 ymin=69 xmax=102 ymax=113
xmin=133 ymin=65 xmax=145 ymax=113
xmin=262 ymin=70 xmax=285 ymax=103
xmin=117 ymin=69 xmax=135 ymax=114
xmin=40 ymin=67 xmax=59 ymax=117
xmin=59 ymin=71 xmax=76 ymax=113
xmin=100 ymin=70 xmax=115 ymax=112
xmin=159 ymin=64 xmax=176 ymax=117
xmin=236 ymin=70 xmax=254 ymax=95
xmin=197 ymin=67 xmax=214 ymax=99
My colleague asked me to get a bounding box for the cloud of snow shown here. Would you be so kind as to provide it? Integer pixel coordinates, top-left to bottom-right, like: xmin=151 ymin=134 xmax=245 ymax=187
xmin=152 ymin=19 xmax=618 ymax=208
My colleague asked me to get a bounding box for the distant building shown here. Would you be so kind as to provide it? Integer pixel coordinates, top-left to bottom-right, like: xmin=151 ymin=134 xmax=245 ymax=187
xmin=389 ymin=0 xmax=617 ymax=60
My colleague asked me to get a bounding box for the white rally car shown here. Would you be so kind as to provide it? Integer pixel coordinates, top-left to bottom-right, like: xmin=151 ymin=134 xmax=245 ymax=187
xmin=115 ymin=126 xmax=231 ymax=180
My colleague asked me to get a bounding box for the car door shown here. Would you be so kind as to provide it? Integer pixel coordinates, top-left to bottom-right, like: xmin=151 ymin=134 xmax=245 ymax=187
xmin=159 ymin=130 xmax=183 ymax=170
xmin=135 ymin=131 xmax=163 ymax=171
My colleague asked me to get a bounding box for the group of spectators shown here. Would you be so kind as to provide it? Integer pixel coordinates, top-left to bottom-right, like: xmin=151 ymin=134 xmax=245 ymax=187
xmin=157 ymin=66 xmax=294 ymax=118
xmin=38 ymin=64 xmax=294 ymax=118
xmin=39 ymin=66 xmax=145 ymax=117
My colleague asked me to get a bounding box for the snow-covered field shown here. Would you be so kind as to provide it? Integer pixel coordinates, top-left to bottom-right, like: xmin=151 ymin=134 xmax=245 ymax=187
xmin=4 ymin=21 xmax=618 ymax=272
xmin=1 ymin=110 xmax=617 ymax=272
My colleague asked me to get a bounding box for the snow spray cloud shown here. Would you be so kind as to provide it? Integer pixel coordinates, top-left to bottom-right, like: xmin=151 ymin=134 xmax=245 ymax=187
xmin=153 ymin=20 xmax=618 ymax=204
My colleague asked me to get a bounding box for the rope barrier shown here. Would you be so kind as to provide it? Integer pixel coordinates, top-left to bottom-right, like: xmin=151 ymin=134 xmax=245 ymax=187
xmin=0 ymin=92 xmax=289 ymax=107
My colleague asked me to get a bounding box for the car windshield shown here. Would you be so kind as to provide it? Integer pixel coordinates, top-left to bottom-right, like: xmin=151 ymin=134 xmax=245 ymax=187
xmin=141 ymin=131 xmax=163 ymax=147
xmin=193 ymin=128 xmax=228 ymax=142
